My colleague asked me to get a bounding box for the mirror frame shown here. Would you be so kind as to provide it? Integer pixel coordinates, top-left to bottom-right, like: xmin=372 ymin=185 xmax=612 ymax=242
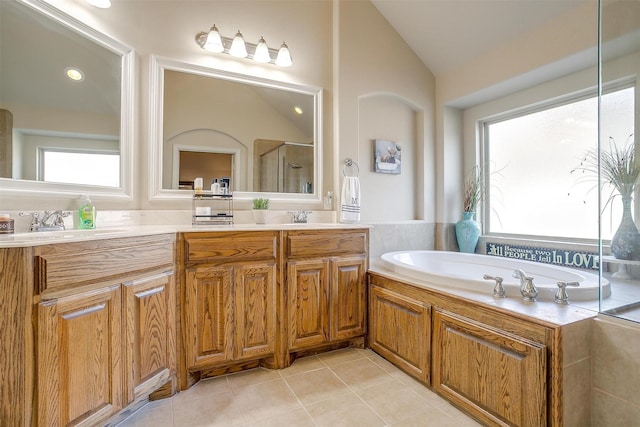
xmin=148 ymin=55 xmax=323 ymax=203
xmin=0 ymin=0 xmax=135 ymax=201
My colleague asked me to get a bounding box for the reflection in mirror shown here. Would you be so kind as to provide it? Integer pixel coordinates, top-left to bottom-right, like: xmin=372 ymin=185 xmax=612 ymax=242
xmin=151 ymin=56 xmax=322 ymax=200
xmin=0 ymin=0 xmax=134 ymax=197
xmin=257 ymin=142 xmax=313 ymax=193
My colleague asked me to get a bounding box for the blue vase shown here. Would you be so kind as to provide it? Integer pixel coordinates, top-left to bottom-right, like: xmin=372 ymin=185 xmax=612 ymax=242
xmin=455 ymin=211 xmax=481 ymax=253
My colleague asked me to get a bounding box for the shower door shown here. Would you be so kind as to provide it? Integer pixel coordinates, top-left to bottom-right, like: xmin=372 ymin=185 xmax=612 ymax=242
xmin=259 ymin=143 xmax=313 ymax=193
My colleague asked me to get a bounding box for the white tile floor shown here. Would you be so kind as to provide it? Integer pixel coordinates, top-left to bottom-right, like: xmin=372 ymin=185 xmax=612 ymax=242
xmin=117 ymin=348 xmax=481 ymax=427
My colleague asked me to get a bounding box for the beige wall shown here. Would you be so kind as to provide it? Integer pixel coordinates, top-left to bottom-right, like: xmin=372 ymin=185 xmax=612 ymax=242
xmin=3 ymin=0 xmax=436 ymax=218
xmin=337 ymin=0 xmax=436 ymax=223
xmin=435 ymin=1 xmax=598 ymax=224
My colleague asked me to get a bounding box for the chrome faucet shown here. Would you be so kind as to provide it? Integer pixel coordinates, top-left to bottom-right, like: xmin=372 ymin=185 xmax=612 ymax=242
xmin=554 ymin=281 xmax=580 ymax=305
xmin=288 ymin=210 xmax=311 ymax=224
xmin=20 ymin=210 xmax=70 ymax=232
xmin=483 ymin=274 xmax=506 ymax=298
xmin=513 ymin=269 xmax=538 ymax=301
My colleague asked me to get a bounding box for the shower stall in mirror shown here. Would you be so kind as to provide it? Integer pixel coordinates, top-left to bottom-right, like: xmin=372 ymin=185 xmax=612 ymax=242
xmin=258 ymin=142 xmax=313 ymax=193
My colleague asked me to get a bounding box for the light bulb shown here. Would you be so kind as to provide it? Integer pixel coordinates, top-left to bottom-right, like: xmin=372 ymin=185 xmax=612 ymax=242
xmin=229 ymin=30 xmax=248 ymax=58
xmin=275 ymin=41 xmax=292 ymax=67
xmin=65 ymin=67 xmax=84 ymax=81
xmin=253 ymin=37 xmax=271 ymax=63
xmin=203 ymin=25 xmax=224 ymax=53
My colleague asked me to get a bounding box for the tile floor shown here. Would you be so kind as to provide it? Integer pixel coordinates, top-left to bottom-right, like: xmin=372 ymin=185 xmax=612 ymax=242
xmin=117 ymin=348 xmax=482 ymax=427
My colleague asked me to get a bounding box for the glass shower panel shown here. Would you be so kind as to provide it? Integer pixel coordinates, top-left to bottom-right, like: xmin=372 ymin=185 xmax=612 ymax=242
xmin=259 ymin=142 xmax=313 ymax=193
xmin=599 ymin=0 xmax=640 ymax=322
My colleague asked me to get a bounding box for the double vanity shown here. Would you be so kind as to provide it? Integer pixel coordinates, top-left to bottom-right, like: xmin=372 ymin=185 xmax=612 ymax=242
xmin=0 ymin=224 xmax=595 ymax=427
xmin=0 ymin=225 xmax=368 ymax=427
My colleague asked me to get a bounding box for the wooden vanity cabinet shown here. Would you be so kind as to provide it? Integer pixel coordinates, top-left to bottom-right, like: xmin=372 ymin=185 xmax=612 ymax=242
xmin=34 ymin=234 xmax=176 ymax=427
xmin=180 ymin=231 xmax=279 ymax=377
xmin=123 ymin=271 xmax=176 ymax=404
xmin=37 ymin=284 xmax=123 ymax=427
xmin=285 ymin=229 xmax=368 ymax=352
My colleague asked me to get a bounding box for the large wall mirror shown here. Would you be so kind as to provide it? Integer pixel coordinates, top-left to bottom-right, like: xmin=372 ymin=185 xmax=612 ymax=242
xmin=0 ymin=0 xmax=134 ymax=199
xmin=149 ymin=56 xmax=323 ymax=202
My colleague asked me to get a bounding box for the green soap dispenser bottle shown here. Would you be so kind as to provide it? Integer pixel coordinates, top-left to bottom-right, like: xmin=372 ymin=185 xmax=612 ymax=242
xmin=78 ymin=195 xmax=96 ymax=229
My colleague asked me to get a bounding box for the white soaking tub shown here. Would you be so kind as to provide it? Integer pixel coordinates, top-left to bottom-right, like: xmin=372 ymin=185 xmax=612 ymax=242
xmin=380 ymin=250 xmax=610 ymax=301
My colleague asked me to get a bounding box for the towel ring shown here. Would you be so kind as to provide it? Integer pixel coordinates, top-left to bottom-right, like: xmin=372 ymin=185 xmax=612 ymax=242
xmin=343 ymin=158 xmax=360 ymax=177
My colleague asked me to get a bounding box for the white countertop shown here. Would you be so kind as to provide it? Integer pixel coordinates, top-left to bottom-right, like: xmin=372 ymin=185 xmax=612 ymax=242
xmin=0 ymin=222 xmax=371 ymax=248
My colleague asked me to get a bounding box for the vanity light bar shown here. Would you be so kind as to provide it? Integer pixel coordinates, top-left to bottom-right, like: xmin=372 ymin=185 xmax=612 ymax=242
xmin=195 ymin=27 xmax=292 ymax=67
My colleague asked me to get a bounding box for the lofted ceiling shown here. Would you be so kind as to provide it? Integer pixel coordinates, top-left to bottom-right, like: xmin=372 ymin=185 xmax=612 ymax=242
xmin=1 ymin=0 xmax=596 ymax=120
xmin=371 ymin=0 xmax=591 ymax=77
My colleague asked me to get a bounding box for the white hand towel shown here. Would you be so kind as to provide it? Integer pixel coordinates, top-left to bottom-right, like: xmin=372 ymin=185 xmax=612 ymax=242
xmin=340 ymin=176 xmax=361 ymax=222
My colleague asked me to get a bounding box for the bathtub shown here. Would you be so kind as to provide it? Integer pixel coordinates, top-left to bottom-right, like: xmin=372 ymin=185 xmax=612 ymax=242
xmin=380 ymin=250 xmax=610 ymax=301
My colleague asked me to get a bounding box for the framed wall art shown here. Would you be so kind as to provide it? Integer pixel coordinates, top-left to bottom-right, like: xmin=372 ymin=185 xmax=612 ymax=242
xmin=373 ymin=139 xmax=401 ymax=174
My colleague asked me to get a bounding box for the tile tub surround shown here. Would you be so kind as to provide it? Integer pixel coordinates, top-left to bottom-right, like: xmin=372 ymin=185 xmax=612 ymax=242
xmin=561 ymin=318 xmax=593 ymax=427
xmin=117 ymin=348 xmax=481 ymax=427
xmin=592 ymin=315 xmax=640 ymax=426
xmin=368 ymin=221 xmax=435 ymax=258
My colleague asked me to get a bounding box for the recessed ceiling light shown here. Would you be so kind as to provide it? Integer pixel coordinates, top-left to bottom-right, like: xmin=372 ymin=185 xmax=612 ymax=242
xmin=294 ymin=106 xmax=303 ymax=115
xmin=86 ymin=0 xmax=112 ymax=8
xmin=65 ymin=67 xmax=84 ymax=82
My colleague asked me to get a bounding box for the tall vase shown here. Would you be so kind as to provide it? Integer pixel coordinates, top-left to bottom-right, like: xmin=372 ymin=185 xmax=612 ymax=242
xmin=455 ymin=211 xmax=481 ymax=253
xmin=611 ymin=194 xmax=640 ymax=260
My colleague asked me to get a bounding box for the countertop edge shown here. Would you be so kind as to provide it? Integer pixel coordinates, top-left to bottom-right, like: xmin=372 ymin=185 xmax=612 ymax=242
xmin=0 ymin=223 xmax=373 ymax=248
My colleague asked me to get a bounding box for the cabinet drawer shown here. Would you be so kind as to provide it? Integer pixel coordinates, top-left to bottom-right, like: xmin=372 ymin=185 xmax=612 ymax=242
xmin=286 ymin=230 xmax=367 ymax=258
xmin=35 ymin=235 xmax=175 ymax=292
xmin=185 ymin=232 xmax=277 ymax=263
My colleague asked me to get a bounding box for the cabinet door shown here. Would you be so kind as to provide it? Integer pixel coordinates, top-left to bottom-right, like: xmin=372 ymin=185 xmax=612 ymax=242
xmin=287 ymin=259 xmax=329 ymax=350
xmin=234 ymin=262 xmax=277 ymax=360
xmin=37 ymin=285 xmax=122 ymax=427
xmin=368 ymin=285 xmax=430 ymax=384
xmin=330 ymin=256 xmax=367 ymax=341
xmin=123 ymin=271 xmax=175 ymax=403
xmin=185 ymin=265 xmax=233 ymax=370
xmin=432 ymin=310 xmax=547 ymax=427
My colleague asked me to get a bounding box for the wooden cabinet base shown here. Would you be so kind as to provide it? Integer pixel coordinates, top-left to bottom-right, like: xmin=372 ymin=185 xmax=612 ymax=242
xmin=368 ymin=285 xmax=430 ymax=384
xmin=433 ymin=309 xmax=547 ymax=426
xmin=178 ymin=229 xmax=369 ymax=391
xmin=368 ymin=272 xmax=578 ymax=427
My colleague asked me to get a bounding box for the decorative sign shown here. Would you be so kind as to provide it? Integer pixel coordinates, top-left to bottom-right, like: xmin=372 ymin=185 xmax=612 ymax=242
xmin=485 ymin=243 xmax=599 ymax=271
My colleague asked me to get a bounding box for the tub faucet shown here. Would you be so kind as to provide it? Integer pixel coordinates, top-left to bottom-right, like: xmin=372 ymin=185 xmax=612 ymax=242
xmin=483 ymin=274 xmax=506 ymax=298
xmin=513 ymin=269 xmax=538 ymax=302
xmin=554 ymin=281 xmax=580 ymax=305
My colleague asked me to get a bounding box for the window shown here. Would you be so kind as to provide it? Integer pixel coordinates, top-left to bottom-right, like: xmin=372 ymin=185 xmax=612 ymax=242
xmin=39 ymin=149 xmax=120 ymax=187
xmin=483 ymin=85 xmax=635 ymax=240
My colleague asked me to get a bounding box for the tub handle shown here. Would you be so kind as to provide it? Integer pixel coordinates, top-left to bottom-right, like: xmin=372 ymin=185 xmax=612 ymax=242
xmin=555 ymin=281 xmax=580 ymax=305
xmin=483 ymin=274 xmax=506 ymax=298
